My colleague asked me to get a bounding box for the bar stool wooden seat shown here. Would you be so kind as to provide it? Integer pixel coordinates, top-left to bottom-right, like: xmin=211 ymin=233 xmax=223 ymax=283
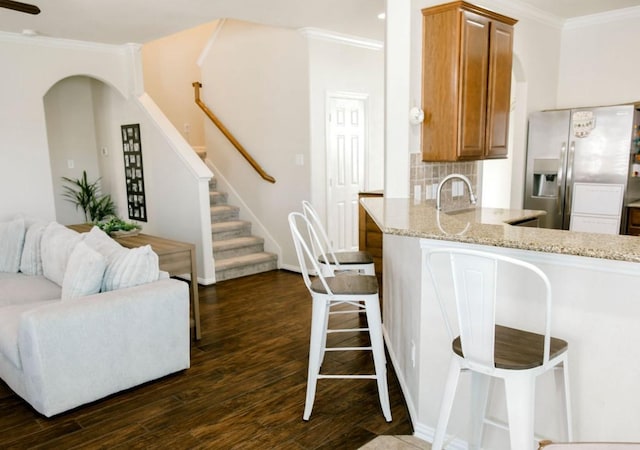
xmin=427 ymin=248 xmax=572 ymax=450
xmin=288 ymin=211 xmax=391 ymax=422
xmin=302 ymin=200 xmax=375 ymax=276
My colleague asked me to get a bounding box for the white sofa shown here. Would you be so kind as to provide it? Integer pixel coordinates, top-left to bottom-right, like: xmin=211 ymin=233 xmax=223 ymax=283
xmin=0 ymin=216 xmax=190 ymax=417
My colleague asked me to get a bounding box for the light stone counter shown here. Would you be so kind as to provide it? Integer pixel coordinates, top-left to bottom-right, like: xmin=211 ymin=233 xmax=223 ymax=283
xmin=361 ymin=197 xmax=640 ymax=263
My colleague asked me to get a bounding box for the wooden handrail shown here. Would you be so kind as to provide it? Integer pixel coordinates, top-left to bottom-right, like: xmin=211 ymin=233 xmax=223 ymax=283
xmin=192 ymin=82 xmax=276 ymax=184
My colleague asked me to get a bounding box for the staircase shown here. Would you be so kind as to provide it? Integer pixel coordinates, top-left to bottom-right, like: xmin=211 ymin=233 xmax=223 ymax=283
xmin=209 ymin=178 xmax=278 ymax=281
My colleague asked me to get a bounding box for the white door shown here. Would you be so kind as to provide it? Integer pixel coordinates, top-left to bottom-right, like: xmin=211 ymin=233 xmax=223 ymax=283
xmin=326 ymin=94 xmax=367 ymax=252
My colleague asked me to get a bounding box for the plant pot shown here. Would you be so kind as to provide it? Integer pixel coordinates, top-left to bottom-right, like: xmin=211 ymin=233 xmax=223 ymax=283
xmin=110 ymin=229 xmax=140 ymax=238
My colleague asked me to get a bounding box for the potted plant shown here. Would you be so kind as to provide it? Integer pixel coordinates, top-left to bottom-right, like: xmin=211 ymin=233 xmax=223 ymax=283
xmin=62 ymin=170 xmax=116 ymax=222
xmin=96 ymin=216 xmax=141 ymax=237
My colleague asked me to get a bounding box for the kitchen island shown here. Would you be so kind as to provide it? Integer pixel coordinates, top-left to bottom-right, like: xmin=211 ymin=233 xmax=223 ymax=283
xmin=361 ymin=197 xmax=640 ymax=449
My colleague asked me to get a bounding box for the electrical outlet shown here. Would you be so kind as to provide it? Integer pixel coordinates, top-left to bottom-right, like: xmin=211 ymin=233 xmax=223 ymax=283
xmin=67 ymin=159 xmax=74 ymax=169
xmin=414 ymin=185 xmax=422 ymax=201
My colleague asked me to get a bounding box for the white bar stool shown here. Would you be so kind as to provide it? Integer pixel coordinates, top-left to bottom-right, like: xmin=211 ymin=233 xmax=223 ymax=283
xmin=288 ymin=212 xmax=391 ymax=422
xmin=426 ymin=248 xmax=572 ymax=450
xmin=302 ymin=200 xmax=375 ymax=276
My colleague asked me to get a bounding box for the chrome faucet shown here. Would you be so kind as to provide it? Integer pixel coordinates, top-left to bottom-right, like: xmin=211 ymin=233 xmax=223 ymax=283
xmin=436 ymin=174 xmax=477 ymax=210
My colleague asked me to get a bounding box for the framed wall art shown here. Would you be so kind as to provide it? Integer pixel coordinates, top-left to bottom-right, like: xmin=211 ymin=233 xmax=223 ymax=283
xmin=120 ymin=123 xmax=148 ymax=222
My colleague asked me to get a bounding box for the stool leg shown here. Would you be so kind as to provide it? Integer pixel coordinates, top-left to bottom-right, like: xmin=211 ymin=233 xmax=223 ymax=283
xmin=504 ymin=374 xmax=536 ymax=450
xmin=318 ymin=300 xmax=331 ymax=368
xmin=556 ymin=357 xmax=573 ymax=441
xmin=364 ymin=295 xmax=392 ymax=422
xmin=304 ymin=297 xmax=329 ymax=421
xmin=432 ymin=358 xmax=461 ymax=450
xmin=469 ymin=372 xmax=491 ymax=450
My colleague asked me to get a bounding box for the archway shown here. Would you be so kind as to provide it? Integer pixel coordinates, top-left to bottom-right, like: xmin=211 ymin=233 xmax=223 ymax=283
xmin=44 ymin=76 xmax=119 ymax=224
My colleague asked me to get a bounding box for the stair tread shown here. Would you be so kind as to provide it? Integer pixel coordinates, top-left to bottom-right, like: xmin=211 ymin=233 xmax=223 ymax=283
xmin=211 ymin=220 xmax=251 ymax=231
xmin=215 ymin=252 xmax=277 ymax=269
xmin=213 ymin=236 xmax=264 ymax=250
xmin=211 ymin=204 xmax=239 ymax=212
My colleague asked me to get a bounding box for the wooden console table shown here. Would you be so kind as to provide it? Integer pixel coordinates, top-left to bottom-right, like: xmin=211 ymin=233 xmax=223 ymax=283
xmin=68 ymin=225 xmax=201 ymax=340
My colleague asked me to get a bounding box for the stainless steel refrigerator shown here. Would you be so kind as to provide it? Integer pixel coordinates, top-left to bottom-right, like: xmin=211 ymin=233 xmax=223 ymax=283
xmin=524 ymin=104 xmax=640 ymax=234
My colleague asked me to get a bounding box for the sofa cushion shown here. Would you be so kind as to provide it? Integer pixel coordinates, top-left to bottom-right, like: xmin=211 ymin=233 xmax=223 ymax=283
xmin=0 ymin=273 xmax=62 ymax=307
xmin=41 ymin=222 xmax=82 ymax=286
xmin=102 ymin=245 xmax=159 ymax=292
xmin=0 ymin=301 xmax=51 ymax=369
xmin=0 ymin=217 xmax=26 ymax=273
xmin=20 ymin=221 xmax=48 ymax=276
xmin=83 ymin=226 xmax=159 ymax=292
xmin=61 ymin=241 xmax=107 ymax=300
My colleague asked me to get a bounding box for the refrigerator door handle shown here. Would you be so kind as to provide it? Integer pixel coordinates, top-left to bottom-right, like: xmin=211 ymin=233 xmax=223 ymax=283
xmin=557 ymin=142 xmax=566 ymax=216
xmin=565 ymin=141 xmax=576 ymax=220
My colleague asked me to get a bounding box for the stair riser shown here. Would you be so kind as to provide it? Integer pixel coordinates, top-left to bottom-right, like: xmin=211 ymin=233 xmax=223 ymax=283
xmin=212 ymin=225 xmax=251 ymax=241
xmin=214 ymin=243 xmax=265 ymax=260
xmin=216 ymin=260 xmax=278 ymax=282
xmin=211 ymin=209 xmax=239 ymax=222
xmin=210 ymin=192 xmax=228 ymax=205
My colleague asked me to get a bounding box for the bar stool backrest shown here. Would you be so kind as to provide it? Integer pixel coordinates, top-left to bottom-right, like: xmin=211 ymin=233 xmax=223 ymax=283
xmin=301 ymin=201 xmax=341 ymax=269
xmin=288 ymin=212 xmax=335 ymax=295
xmin=427 ymin=248 xmax=554 ymax=371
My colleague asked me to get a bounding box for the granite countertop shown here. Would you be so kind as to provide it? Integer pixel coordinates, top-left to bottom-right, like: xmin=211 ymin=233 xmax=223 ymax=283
xmin=361 ymin=197 xmax=640 ymax=263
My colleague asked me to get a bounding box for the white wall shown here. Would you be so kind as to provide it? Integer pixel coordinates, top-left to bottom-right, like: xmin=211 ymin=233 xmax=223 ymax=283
xmin=0 ymin=34 xmax=133 ymax=221
xmin=307 ymin=34 xmax=385 ymax=223
xmin=142 ymin=21 xmax=219 ymax=147
xmin=200 ymin=20 xmax=311 ymax=268
xmin=557 ymin=11 xmax=640 ymax=108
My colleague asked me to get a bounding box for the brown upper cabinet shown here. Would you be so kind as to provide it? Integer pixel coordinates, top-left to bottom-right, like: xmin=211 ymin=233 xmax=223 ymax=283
xmin=421 ymin=1 xmax=517 ymax=162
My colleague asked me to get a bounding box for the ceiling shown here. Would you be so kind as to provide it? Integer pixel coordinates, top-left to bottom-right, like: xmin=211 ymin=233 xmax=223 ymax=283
xmin=0 ymin=0 xmax=386 ymax=44
xmin=1 ymin=0 xmax=640 ymax=45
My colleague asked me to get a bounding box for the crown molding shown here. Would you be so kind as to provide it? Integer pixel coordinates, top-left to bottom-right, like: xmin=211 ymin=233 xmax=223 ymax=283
xmin=479 ymin=0 xmax=564 ymax=29
xmin=0 ymin=30 xmax=138 ymax=53
xmin=483 ymin=0 xmax=640 ymax=31
xmin=298 ymin=27 xmax=383 ymax=51
xmin=564 ymin=5 xmax=640 ymax=30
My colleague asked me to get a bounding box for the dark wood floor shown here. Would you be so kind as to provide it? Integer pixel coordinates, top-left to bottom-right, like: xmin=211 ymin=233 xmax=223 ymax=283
xmin=0 ymin=270 xmax=413 ymax=449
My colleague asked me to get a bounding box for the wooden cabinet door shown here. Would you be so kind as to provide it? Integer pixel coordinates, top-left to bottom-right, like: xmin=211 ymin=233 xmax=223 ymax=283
xmin=421 ymin=2 xmax=516 ymax=162
xmin=459 ymin=11 xmax=489 ymax=160
xmin=485 ymin=19 xmax=514 ymax=158
xmin=421 ymin=6 xmax=462 ymax=161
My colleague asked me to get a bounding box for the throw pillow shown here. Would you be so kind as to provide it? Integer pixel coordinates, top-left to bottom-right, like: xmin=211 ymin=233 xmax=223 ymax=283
xmin=19 ymin=221 xmax=48 ymax=275
xmin=41 ymin=222 xmax=83 ymax=286
xmin=0 ymin=216 xmax=26 ymax=273
xmin=61 ymin=241 xmax=107 ymax=300
xmin=102 ymin=245 xmax=159 ymax=292
xmin=83 ymin=226 xmax=123 ymax=261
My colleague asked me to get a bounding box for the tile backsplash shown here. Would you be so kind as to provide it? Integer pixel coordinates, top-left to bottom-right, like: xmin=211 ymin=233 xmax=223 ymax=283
xmin=409 ymin=153 xmax=479 ymax=210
